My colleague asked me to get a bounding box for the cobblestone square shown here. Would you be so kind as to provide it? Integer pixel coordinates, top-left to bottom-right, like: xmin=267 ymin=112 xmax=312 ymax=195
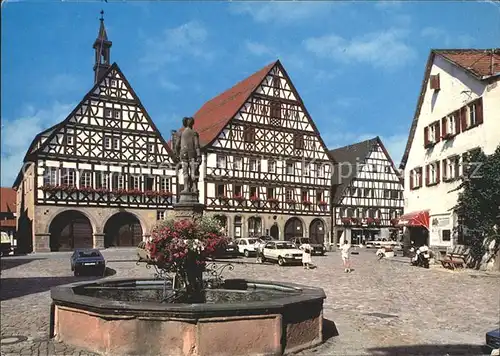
xmin=1 ymin=248 xmax=499 ymax=355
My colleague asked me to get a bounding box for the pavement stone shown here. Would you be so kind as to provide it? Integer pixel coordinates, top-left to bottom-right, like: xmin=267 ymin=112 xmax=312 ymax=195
xmin=1 ymin=248 xmax=499 ymax=355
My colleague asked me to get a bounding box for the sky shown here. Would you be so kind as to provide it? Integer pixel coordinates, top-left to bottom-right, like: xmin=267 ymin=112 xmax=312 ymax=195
xmin=1 ymin=1 xmax=499 ymax=186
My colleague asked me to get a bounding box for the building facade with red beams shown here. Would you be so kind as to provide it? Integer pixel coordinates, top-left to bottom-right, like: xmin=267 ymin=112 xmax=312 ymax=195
xmin=399 ymin=49 xmax=500 ymax=249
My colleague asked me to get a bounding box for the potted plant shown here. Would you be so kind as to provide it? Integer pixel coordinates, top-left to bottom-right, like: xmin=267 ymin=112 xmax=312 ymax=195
xmin=374 ymin=218 xmax=381 ymax=225
xmin=146 ymin=216 xmax=228 ymax=302
xmin=366 ymin=217 xmax=375 ymax=225
xmin=217 ymin=195 xmax=230 ymax=203
xmin=318 ymin=201 xmax=328 ymax=210
xmin=391 ymin=218 xmax=399 ymax=226
xmin=60 ymin=185 xmax=78 ymax=194
xmin=40 ymin=184 xmax=58 ymax=193
xmin=267 ymin=197 xmax=279 ymax=205
xmin=285 ymin=199 xmax=296 ymax=205
xmin=351 ymin=217 xmax=360 ymax=225
xmin=159 ymin=191 xmax=173 ymax=198
xmin=442 ymin=132 xmax=453 ymax=140
xmin=302 ymin=200 xmax=312 ymax=206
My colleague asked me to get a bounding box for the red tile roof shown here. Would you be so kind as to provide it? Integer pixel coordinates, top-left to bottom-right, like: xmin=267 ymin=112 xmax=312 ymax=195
xmin=192 ymin=61 xmax=277 ymax=146
xmin=438 ymin=49 xmax=500 ymax=79
xmin=0 ymin=188 xmax=16 ymax=228
xmin=400 ymin=49 xmax=500 ymax=169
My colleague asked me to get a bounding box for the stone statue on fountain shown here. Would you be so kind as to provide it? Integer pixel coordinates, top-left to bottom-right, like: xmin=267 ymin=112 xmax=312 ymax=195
xmin=171 ymin=116 xmax=205 ymax=221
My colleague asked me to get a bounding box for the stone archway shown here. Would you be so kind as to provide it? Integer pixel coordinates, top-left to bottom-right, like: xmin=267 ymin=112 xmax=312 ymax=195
xmin=285 ymin=217 xmax=303 ymax=241
xmin=104 ymin=212 xmax=143 ymax=247
xmin=309 ymin=219 xmax=325 ymax=245
xmin=248 ymin=217 xmax=262 ymax=237
xmin=270 ymin=224 xmax=279 ymax=240
xmin=49 ymin=210 xmax=93 ymax=251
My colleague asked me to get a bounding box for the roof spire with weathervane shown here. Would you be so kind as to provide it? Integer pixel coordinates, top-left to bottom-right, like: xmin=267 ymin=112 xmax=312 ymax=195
xmin=93 ymin=10 xmax=113 ymax=84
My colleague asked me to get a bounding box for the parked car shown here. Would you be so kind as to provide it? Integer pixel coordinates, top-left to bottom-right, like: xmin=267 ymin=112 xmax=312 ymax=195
xmin=485 ymin=328 xmax=500 ymax=354
xmin=259 ymin=235 xmax=277 ymax=242
xmin=213 ymin=239 xmax=240 ymax=258
xmin=235 ymin=238 xmax=259 ymax=257
xmin=262 ymin=241 xmax=303 ymax=266
xmin=0 ymin=232 xmax=13 ymax=257
xmin=291 ymin=237 xmax=325 ymax=256
xmin=70 ymin=249 xmax=106 ymax=276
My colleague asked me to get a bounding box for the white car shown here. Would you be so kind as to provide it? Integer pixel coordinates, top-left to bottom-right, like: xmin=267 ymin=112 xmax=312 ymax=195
xmin=262 ymin=241 xmax=303 ymax=266
xmin=235 ymin=238 xmax=259 ymax=257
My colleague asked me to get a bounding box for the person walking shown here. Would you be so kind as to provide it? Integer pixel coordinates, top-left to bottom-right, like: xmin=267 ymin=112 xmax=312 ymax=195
xmin=300 ymin=241 xmax=312 ymax=269
xmin=255 ymin=239 xmax=264 ymax=263
xmin=341 ymin=239 xmax=352 ymax=273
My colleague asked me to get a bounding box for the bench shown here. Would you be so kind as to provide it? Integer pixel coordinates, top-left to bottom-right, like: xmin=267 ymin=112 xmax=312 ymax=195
xmin=440 ymin=245 xmax=470 ymax=269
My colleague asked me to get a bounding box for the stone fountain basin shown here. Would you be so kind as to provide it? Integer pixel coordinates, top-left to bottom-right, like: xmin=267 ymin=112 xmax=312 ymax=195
xmin=50 ymin=278 xmax=326 ymax=356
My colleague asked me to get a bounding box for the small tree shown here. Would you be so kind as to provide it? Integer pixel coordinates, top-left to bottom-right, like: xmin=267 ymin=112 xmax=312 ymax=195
xmin=454 ymin=145 xmax=500 ymax=266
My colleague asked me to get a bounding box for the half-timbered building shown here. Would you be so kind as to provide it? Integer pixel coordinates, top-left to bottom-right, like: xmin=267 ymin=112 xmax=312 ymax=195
xmin=329 ymin=137 xmax=404 ymax=246
xmin=173 ymin=60 xmax=333 ymax=244
xmin=399 ymin=49 xmax=500 ymax=253
xmin=13 ymin=15 xmax=177 ymax=252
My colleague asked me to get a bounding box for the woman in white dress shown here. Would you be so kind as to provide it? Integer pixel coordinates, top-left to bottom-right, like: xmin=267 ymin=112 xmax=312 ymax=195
xmin=341 ymin=239 xmax=352 ymax=273
xmin=300 ymin=242 xmax=312 ymax=269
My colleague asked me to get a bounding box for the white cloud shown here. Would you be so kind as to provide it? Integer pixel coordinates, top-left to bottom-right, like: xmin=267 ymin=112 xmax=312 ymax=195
xmin=1 ymin=102 xmax=74 ymax=186
xmin=158 ymin=77 xmax=180 ymax=91
xmin=45 ymin=73 xmax=83 ymax=95
xmin=139 ymin=21 xmax=214 ymax=72
xmin=420 ymin=27 xmax=475 ymax=48
xmin=323 ymin=131 xmax=408 ymax=166
xmin=245 ymin=41 xmax=274 ymax=57
xmin=304 ymin=28 xmax=416 ymax=70
xmin=230 ymin=2 xmax=341 ymax=24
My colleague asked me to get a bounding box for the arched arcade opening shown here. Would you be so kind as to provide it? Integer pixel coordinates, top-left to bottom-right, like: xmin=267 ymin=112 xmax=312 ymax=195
xmin=104 ymin=212 xmax=143 ymax=248
xmin=309 ymin=219 xmax=325 ymax=245
xmin=49 ymin=210 xmax=93 ymax=252
xmin=285 ymin=217 xmax=303 ymax=241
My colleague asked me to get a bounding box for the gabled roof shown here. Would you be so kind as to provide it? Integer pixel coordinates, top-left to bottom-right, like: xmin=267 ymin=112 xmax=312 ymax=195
xmin=329 ymin=137 xmax=378 ymax=204
xmin=329 ymin=136 xmax=402 ymax=204
xmin=191 ymin=61 xmax=277 ymax=147
xmin=400 ymin=48 xmax=500 ymax=169
xmin=13 ymin=62 xmax=174 ymax=188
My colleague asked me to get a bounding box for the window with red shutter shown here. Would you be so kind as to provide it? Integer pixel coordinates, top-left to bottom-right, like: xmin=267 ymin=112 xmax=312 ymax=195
xmin=425 ymin=165 xmax=430 ymax=186
xmin=409 ymin=171 xmax=414 ymax=190
xmin=476 ymin=98 xmax=483 ymax=125
xmin=460 ymin=107 xmax=468 ymax=130
xmin=454 ymin=110 xmax=461 ymax=134
xmin=418 ymin=168 xmax=423 ymax=187
xmin=424 ymin=127 xmax=429 ymax=147
xmin=434 ymin=122 xmax=440 ymax=142
xmin=441 ymin=117 xmax=447 ymax=138
xmin=430 ymin=74 xmax=440 ymax=90
xmin=436 ymin=162 xmax=440 ymax=183
xmin=442 ymin=159 xmax=447 ymax=181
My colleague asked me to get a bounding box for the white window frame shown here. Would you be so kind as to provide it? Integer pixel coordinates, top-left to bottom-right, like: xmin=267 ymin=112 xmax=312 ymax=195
xmin=412 ymin=169 xmax=420 ymax=188
xmin=234 ymin=157 xmax=243 ymax=170
xmin=44 ymin=167 xmax=58 ymax=186
xmin=104 ymin=136 xmax=112 ymax=150
xmin=80 ymin=171 xmax=92 ymax=188
xmin=249 ymin=159 xmax=257 ymax=172
xmin=317 ymin=164 xmax=324 ymax=177
xmin=115 ymin=175 xmax=125 ymax=190
xmin=61 ymin=168 xmax=76 ymax=186
xmin=285 ymin=189 xmax=294 ymax=201
xmin=100 ymin=172 xmax=109 ymax=190
xmin=428 ymin=125 xmax=436 ymax=143
xmin=113 ymin=109 xmax=121 ymax=119
xmin=468 ymin=103 xmax=477 ymax=127
xmin=147 ymin=142 xmax=155 ymax=153
xmin=160 ymin=177 xmax=170 ymax=192
xmin=447 ymin=114 xmax=456 ymax=135
xmin=110 ymin=79 xmax=117 ymax=87
xmin=428 ymin=163 xmax=437 ymax=184
xmin=66 ymin=134 xmax=74 ymax=146
xmin=286 ymin=162 xmax=294 ymax=175
xmin=216 ymin=155 xmax=226 ymax=169
xmin=268 ymin=160 xmax=276 ymax=173
xmin=113 ymin=137 xmax=120 ymax=150
xmin=104 ymin=108 xmax=113 ymax=118
xmin=130 ymin=176 xmax=140 ymax=190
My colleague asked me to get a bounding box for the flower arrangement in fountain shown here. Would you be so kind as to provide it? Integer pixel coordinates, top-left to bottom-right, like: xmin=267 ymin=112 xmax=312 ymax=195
xmin=146 ymin=216 xmax=229 ymax=298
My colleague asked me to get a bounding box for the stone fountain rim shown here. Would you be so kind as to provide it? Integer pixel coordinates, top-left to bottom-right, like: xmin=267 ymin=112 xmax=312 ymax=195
xmin=51 ymin=278 xmax=326 ymax=318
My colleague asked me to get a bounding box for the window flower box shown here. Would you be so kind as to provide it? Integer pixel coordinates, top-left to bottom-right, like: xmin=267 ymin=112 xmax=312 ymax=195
xmin=442 ymin=133 xmax=453 ymax=140
xmin=158 ymin=191 xmax=173 ymax=198
xmin=233 ymin=195 xmax=245 ymax=203
xmin=341 ymin=217 xmax=352 ymax=225
xmin=285 ymin=199 xmax=296 ymax=205
xmin=366 ymin=217 xmax=375 ymax=225
xmin=390 ymin=218 xmax=399 ymax=226
xmin=374 ymin=218 xmax=381 ymax=225
xmin=59 ymin=185 xmax=78 ymax=194
xmin=424 ymin=141 xmax=435 ymax=149
xmin=250 ymin=195 xmax=261 ymax=202
xmin=302 ymin=200 xmax=312 ymax=206
xmin=267 ymin=198 xmax=279 ymax=204
xmin=318 ymin=201 xmax=328 ymax=207
xmin=78 ymin=186 xmax=95 ymax=193
xmin=94 ymin=187 xmax=110 ymax=194
xmin=40 ymin=184 xmax=58 ymax=193
xmin=351 ymin=217 xmax=360 ymax=225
